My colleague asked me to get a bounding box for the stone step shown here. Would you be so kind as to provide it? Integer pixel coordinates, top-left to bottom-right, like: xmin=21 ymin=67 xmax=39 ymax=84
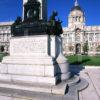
xmin=0 ymin=77 xmax=89 ymax=100
xmin=2 ymin=56 xmax=56 ymax=65
xmin=0 ymin=75 xmax=81 ymax=95
xmin=0 ymin=80 xmax=68 ymax=95
xmin=0 ymin=74 xmax=57 ymax=85
xmin=0 ymin=87 xmax=73 ymax=100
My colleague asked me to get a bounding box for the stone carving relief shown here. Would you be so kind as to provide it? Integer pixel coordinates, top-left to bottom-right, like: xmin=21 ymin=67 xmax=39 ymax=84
xmin=10 ymin=37 xmax=48 ymax=56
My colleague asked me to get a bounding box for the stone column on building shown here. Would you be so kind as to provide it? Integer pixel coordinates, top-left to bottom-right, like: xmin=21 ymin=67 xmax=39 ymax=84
xmin=93 ymin=33 xmax=96 ymax=55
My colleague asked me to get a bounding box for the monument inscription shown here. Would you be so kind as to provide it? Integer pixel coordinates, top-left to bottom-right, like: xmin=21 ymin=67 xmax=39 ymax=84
xmin=10 ymin=36 xmax=48 ymax=56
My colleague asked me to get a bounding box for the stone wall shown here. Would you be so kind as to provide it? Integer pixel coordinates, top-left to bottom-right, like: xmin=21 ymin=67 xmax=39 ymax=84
xmin=0 ymin=22 xmax=13 ymax=53
xmin=63 ymin=27 xmax=100 ymax=55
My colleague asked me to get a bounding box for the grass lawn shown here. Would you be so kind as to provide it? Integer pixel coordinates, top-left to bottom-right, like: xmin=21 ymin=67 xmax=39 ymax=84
xmin=0 ymin=53 xmax=99 ymax=66
xmin=0 ymin=53 xmax=8 ymax=62
xmin=67 ymin=55 xmax=100 ymax=66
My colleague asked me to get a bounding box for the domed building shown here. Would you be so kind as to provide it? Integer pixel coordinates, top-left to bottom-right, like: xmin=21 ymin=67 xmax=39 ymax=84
xmin=63 ymin=0 xmax=100 ymax=55
xmin=68 ymin=0 xmax=85 ymax=27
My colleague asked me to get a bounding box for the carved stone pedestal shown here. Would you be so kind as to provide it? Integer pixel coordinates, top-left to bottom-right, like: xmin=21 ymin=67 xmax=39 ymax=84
xmin=0 ymin=35 xmax=88 ymax=99
xmin=0 ymin=35 xmax=71 ymax=95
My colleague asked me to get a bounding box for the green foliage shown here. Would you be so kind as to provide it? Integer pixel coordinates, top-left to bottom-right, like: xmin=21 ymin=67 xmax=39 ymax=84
xmin=83 ymin=41 xmax=89 ymax=54
xmin=67 ymin=55 xmax=100 ymax=66
xmin=0 ymin=53 xmax=8 ymax=62
xmin=96 ymin=45 xmax=100 ymax=52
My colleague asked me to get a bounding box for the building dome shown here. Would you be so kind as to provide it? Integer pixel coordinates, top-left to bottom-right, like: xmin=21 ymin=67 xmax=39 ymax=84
xmin=71 ymin=5 xmax=82 ymax=12
xmin=69 ymin=0 xmax=84 ymax=17
xmin=70 ymin=0 xmax=83 ymax=12
xmin=68 ymin=0 xmax=85 ymax=27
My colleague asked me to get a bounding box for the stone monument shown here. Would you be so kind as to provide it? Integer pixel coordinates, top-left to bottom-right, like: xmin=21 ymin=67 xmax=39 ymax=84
xmin=0 ymin=0 xmax=88 ymax=99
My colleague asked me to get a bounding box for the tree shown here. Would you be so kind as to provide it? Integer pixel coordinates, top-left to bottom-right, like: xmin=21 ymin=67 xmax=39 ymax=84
xmin=83 ymin=41 xmax=89 ymax=55
xmin=96 ymin=45 xmax=100 ymax=52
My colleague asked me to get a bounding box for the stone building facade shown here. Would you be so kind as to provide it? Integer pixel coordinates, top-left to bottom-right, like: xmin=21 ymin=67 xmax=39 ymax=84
xmin=63 ymin=0 xmax=100 ymax=55
xmin=0 ymin=22 xmax=13 ymax=52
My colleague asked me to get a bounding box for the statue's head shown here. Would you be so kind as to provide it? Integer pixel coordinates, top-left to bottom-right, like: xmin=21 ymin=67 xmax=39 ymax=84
xmin=52 ymin=11 xmax=58 ymax=17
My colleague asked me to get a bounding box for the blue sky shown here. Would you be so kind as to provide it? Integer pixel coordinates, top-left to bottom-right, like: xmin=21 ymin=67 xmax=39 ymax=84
xmin=0 ymin=0 xmax=100 ymax=26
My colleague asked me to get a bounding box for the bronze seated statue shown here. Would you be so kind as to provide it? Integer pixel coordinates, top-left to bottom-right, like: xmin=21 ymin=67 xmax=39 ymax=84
xmin=11 ymin=0 xmax=63 ymax=37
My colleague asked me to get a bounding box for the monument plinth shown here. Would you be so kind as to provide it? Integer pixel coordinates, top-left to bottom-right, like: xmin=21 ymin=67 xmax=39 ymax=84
xmin=0 ymin=0 xmax=88 ymax=99
xmin=0 ymin=35 xmax=71 ymax=95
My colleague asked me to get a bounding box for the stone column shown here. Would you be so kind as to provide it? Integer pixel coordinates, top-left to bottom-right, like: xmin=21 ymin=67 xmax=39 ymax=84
xmin=93 ymin=33 xmax=96 ymax=55
xmin=22 ymin=0 xmax=27 ymax=20
xmin=38 ymin=0 xmax=47 ymax=21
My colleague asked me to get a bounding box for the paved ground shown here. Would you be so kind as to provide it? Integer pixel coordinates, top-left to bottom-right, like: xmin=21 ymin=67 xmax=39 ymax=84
xmin=0 ymin=66 xmax=100 ymax=100
xmin=78 ymin=67 xmax=100 ymax=100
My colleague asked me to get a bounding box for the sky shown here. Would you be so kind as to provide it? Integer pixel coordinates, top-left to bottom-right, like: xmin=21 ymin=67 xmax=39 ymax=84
xmin=0 ymin=0 xmax=100 ymax=27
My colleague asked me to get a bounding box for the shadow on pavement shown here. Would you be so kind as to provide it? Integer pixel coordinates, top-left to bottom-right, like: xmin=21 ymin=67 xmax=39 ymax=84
xmin=69 ymin=64 xmax=85 ymax=76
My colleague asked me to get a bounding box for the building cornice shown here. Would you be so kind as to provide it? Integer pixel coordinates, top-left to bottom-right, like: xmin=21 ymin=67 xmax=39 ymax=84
xmin=0 ymin=22 xmax=14 ymax=26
